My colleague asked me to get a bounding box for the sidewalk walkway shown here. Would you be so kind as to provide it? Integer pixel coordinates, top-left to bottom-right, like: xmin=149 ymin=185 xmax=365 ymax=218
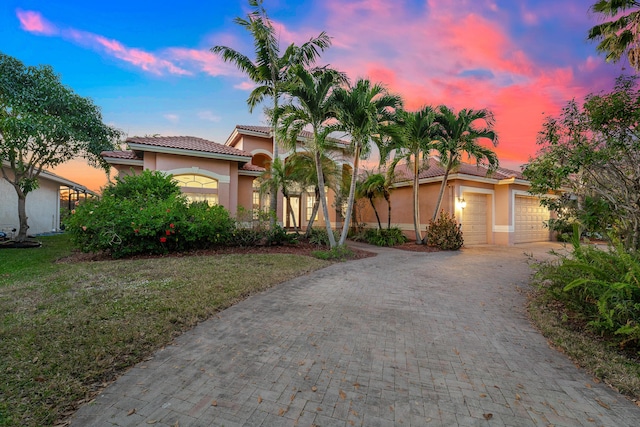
xmin=71 ymin=243 xmax=640 ymax=426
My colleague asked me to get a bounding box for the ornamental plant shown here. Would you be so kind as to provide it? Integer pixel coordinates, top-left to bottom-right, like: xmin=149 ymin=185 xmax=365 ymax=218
xmin=66 ymin=171 xmax=235 ymax=258
xmin=426 ymin=211 xmax=463 ymax=250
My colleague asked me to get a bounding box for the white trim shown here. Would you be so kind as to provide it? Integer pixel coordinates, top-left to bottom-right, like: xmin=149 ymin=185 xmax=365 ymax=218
xmin=493 ymin=225 xmax=512 ymax=233
xmin=128 ymin=143 xmax=251 ymax=162
xmin=165 ymin=167 xmax=230 ymax=184
xmin=238 ymin=170 xmax=262 ymax=177
xmin=104 ymin=157 xmax=144 ymax=167
xmin=251 ymin=148 xmax=273 ymax=158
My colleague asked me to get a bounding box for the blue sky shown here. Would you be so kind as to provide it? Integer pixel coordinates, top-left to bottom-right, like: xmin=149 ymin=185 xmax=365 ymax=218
xmin=2 ymin=0 xmax=627 ymax=190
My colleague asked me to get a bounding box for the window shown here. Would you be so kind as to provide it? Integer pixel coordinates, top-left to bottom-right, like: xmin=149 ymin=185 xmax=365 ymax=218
xmin=306 ymin=194 xmax=316 ymax=221
xmin=173 ymin=174 xmax=218 ymax=206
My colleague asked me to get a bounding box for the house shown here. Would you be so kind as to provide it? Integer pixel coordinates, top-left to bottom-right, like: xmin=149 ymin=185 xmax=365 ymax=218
xmin=1 ymin=164 xmax=96 ymax=237
xmin=102 ymin=126 xmax=352 ymax=230
xmin=101 ymin=127 xmax=553 ymax=246
xmin=358 ymin=158 xmax=554 ymax=245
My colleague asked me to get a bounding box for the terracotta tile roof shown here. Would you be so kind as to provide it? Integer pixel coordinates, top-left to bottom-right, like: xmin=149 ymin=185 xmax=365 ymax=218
xmin=392 ymin=158 xmax=524 ymax=182
xmin=127 ymin=136 xmax=252 ymax=157
xmin=240 ymin=163 xmax=266 ymax=172
xmin=101 ymin=150 xmax=142 ymax=160
xmin=235 ymin=125 xmax=349 ymax=146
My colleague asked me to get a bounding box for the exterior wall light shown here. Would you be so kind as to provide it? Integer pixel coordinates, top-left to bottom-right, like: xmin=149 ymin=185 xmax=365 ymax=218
xmin=457 ymin=197 xmax=467 ymax=210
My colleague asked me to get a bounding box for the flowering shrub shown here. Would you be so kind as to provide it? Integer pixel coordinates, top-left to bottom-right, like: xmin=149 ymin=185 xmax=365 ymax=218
xmin=426 ymin=211 xmax=463 ymax=250
xmin=66 ymin=171 xmax=235 ymax=258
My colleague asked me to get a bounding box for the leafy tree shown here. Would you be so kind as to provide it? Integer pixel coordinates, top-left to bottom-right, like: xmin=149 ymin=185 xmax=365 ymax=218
xmin=332 ymin=79 xmax=401 ymax=245
xmin=431 ymin=106 xmax=499 ymax=221
xmin=523 ymin=75 xmax=640 ymax=250
xmin=0 ymin=52 xmax=121 ymax=241
xmin=277 ymin=64 xmax=348 ymax=248
xmin=211 ymin=0 xmax=331 ymax=222
xmin=379 ymin=106 xmax=441 ymax=244
xmin=588 ymin=0 xmax=640 ymax=70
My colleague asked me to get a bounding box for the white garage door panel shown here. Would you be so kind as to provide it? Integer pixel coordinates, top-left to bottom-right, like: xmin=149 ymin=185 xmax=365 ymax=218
xmin=462 ymin=193 xmax=487 ymax=245
xmin=515 ymin=196 xmax=551 ymax=243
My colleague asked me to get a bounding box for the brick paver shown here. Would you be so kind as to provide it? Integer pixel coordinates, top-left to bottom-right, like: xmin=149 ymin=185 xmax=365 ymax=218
xmin=71 ymin=243 xmax=640 ymax=426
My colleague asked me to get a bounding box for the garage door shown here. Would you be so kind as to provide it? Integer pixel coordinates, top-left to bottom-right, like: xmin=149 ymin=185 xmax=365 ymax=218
xmin=514 ymin=196 xmax=551 ymax=243
xmin=462 ymin=193 xmax=488 ymax=245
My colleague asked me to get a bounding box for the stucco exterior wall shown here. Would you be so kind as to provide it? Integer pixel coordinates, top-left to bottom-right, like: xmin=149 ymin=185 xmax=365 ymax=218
xmin=1 ymin=170 xmax=60 ymax=236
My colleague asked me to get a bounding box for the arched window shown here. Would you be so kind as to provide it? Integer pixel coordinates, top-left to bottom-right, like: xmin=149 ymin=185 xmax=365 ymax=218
xmin=173 ymin=174 xmax=218 ymax=206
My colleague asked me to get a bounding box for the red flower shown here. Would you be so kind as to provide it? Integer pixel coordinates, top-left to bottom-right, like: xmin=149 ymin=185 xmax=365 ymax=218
xmin=166 ymin=209 xmax=170 ymax=213
xmin=134 ymin=229 xmax=139 ymax=233
xmin=166 ymin=230 xmax=171 ymax=236
xmin=159 ymin=237 xmax=167 ymax=243
xmin=169 ymin=223 xmax=175 ymax=228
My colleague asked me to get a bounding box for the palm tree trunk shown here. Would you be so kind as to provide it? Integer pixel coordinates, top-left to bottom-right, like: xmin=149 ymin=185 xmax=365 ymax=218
xmin=286 ymin=195 xmax=300 ymax=233
xmin=369 ymin=197 xmax=382 ymax=230
xmin=270 ymin=97 xmax=279 ymax=228
xmin=432 ymin=166 xmax=452 ymax=222
xmin=305 ymin=187 xmax=321 ymax=238
xmin=385 ymin=193 xmax=391 ymax=229
xmin=339 ymin=144 xmax=360 ymax=246
xmin=412 ymin=154 xmax=423 ymax=244
xmin=315 ymin=150 xmax=336 ymax=248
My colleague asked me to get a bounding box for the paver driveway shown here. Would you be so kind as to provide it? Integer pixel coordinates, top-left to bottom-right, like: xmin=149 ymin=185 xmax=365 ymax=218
xmin=71 ymin=243 xmax=640 ymax=426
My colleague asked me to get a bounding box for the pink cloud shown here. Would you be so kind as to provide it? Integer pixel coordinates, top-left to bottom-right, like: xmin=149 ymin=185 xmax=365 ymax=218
xmin=16 ymin=9 xmax=57 ymax=35
xmin=316 ymin=0 xmax=612 ymax=167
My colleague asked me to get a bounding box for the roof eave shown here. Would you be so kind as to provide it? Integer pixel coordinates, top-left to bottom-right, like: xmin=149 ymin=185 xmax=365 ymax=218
xmin=127 ymin=143 xmax=251 ymax=162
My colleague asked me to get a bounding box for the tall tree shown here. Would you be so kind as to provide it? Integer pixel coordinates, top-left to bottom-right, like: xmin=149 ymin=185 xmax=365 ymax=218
xmin=524 ymin=75 xmax=640 ymax=250
xmin=588 ymin=0 xmax=640 ymax=70
xmin=431 ymin=106 xmax=499 ymax=221
xmin=380 ymin=107 xmax=441 ymax=244
xmin=332 ymin=79 xmax=401 ymax=246
xmin=277 ymin=65 xmax=348 ymax=248
xmin=0 ymin=52 xmax=120 ymax=242
xmin=211 ymin=0 xmax=331 ymax=223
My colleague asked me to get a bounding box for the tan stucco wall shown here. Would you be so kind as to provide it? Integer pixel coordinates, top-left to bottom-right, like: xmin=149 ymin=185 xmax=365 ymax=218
xmin=237 ymin=176 xmax=256 ymax=212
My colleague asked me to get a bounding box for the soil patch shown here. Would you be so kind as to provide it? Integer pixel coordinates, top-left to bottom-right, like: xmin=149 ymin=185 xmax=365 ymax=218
xmin=393 ymin=241 xmax=442 ymax=253
xmin=0 ymin=240 xmax=42 ymax=249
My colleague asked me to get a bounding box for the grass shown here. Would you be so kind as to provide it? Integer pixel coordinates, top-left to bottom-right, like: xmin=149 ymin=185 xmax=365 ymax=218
xmin=528 ymin=290 xmax=640 ymax=401
xmin=0 ymin=234 xmax=329 ymax=427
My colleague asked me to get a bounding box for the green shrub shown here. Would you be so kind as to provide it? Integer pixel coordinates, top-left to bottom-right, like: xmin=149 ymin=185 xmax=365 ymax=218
xmin=532 ymin=227 xmax=640 ymax=350
xmin=426 ymin=212 xmax=463 ymax=250
xmin=308 ymin=227 xmax=339 ymax=246
xmin=312 ymin=245 xmax=354 ymax=261
xmin=66 ymin=171 xmax=236 ymax=258
xmin=363 ymin=227 xmax=407 ymax=246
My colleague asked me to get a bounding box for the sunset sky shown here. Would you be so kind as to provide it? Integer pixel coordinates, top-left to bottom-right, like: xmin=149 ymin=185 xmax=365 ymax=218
xmin=3 ymin=0 xmax=629 ymax=191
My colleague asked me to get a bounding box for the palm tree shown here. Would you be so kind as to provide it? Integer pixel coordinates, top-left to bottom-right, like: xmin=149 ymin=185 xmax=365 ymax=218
xmin=257 ymin=157 xmax=300 ymax=232
xmin=332 ymin=79 xmax=402 ymax=246
xmin=431 ymin=106 xmax=499 ymax=222
xmin=277 ymin=64 xmax=348 ymax=248
xmin=355 ymin=170 xmax=396 ymax=230
xmin=285 ymin=151 xmax=341 ymax=237
xmin=211 ymin=0 xmax=331 ymax=222
xmin=380 ymin=106 xmax=442 ymax=244
xmin=588 ymin=1 xmax=640 ymax=70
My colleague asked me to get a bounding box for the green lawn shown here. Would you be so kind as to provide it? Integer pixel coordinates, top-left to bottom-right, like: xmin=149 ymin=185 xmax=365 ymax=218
xmin=0 ymin=234 xmax=329 ymax=426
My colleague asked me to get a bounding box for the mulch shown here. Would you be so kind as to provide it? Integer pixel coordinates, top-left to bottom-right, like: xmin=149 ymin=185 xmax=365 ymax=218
xmin=56 ymin=241 xmax=376 ymax=264
xmin=393 ymin=241 xmax=442 ymax=253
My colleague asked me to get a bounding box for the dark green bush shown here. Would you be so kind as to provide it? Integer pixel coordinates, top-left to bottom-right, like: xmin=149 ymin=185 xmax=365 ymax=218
xmin=363 ymin=227 xmax=407 ymax=246
xmin=426 ymin=211 xmax=463 ymax=250
xmin=66 ymin=171 xmax=235 ymax=258
xmin=307 ymin=228 xmax=339 ymax=246
xmin=533 ymin=229 xmax=640 ymax=350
